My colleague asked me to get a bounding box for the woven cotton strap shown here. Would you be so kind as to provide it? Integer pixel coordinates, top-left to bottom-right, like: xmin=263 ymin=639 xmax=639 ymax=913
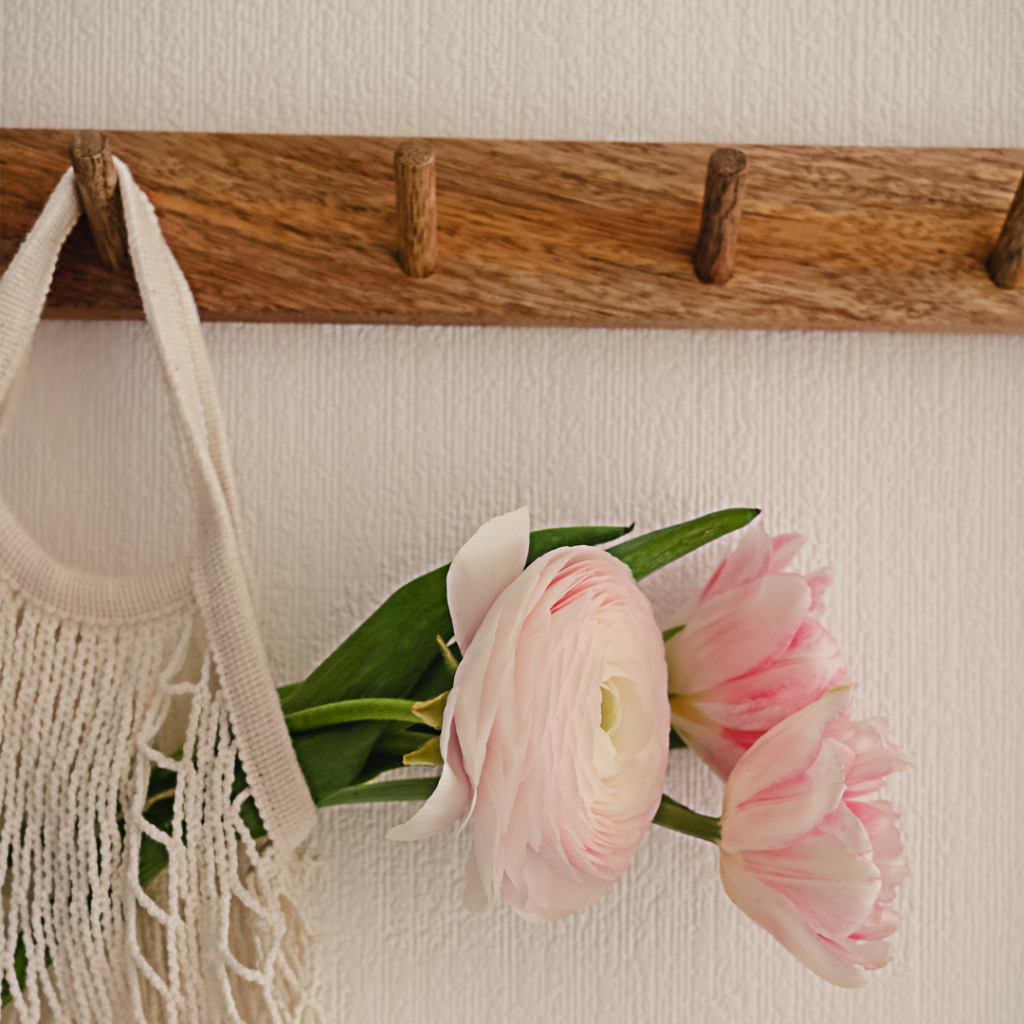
xmin=0 ymin=165 xmax=317 ymax=853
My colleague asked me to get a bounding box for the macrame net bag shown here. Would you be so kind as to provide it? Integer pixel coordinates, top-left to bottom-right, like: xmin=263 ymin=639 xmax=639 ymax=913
xmin=0 ymin=159 xmax=322 ymax=1023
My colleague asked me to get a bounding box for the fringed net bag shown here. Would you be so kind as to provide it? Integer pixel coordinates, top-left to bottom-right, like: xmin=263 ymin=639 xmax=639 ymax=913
xmin=0 ymin=160 xmax=321 ymax=1023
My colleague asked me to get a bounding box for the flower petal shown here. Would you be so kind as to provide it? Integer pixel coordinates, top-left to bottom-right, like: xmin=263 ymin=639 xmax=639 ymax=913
xmin=702 ymin=523 xmax=773 ymax=595
xmin=827 ymin=717 xmax=914 ymax=800
xmin=767 ymin=533 xmax=805 ymax=574
xmin=386 ymin=728 xmax=471 ymax=841
xmin=669 ymin=574 xmax=811 ymax=691
xmin=396 ymin=533 xmax=668 ymax=924
xmin=847 ymin=798 xmax=908 ymax=903
xmin=690 ymin=620 xmax=844 ymax=733
xmin=722 ymin=688 xmax=851 ymax=850
xmin=447 ymin=506 xmax=530 ymax=652
xmin=739 ymin=809 xmax=881 ymax=940
xmin=720 ymin=851 xmax=871 ymax=988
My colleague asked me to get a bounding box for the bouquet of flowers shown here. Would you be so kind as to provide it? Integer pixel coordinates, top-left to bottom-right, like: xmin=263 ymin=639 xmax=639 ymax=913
xmin=3 ymin=507 xmax=910 ymax=1008
xmin=281 ymin=505 xmax=910 ymax=986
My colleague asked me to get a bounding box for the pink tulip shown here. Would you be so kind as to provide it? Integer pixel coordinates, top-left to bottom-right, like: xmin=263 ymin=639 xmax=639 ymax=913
xmin=666 ymin=523 xmax=845 ymax=780
xmin=389 ymin=508 xmax=670 ymax=922
xmin=719 ymin=687 xmax=911 ymax=987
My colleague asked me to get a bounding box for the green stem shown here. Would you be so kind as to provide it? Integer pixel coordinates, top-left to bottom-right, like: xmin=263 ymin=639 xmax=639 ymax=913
xmin=653 ymin=794 xmax=721 ymax=844
xmin=284 ymin=697 xmax=423 ymax=733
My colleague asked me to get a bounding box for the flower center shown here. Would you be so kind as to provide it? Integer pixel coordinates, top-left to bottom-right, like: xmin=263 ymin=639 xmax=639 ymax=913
xmin=594 ymin=677 xmax=631 ymax=780
xmin=600 ymin=680 xmax=621 ymax=735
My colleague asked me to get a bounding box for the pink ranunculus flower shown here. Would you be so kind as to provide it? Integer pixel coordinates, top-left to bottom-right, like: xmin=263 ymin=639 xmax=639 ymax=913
xmin=718 ymin=687 xmax=911 ymax=987
xmin=388 ymin=507 xmax=670 ymax=922
xmin=666 ymin=523 xmax=846 ymax=780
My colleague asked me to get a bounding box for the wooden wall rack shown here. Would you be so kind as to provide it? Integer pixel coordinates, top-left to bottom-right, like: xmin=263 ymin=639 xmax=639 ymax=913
xmin=1 ymin=128 xmax=1021 ymax=334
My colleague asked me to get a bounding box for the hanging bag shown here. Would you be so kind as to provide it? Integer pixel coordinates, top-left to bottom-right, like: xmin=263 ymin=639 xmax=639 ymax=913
xmin=1 ymin=160 xmax=319 ymax=1023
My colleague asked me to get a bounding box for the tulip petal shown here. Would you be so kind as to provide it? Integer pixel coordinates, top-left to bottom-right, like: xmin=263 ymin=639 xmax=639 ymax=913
xmin=671 ymin=614 xmax=845 ymax=780
xmin=740 ymin=810 xmax=881 ymax=941
xmin=851 ymin=903 xmax=901 ymax=942
xmin=767 ymin=533 xmax=804 ymax=574
xmin=827 ymin=718 xmax=914 ymax=800
xmin=720 ymin=851 xmax=870 ymax=988
xmin=722 ymin=689 xmax=851 ymax=849
xmin=846 ymin=798 xmax=908 ymax=903
xmin=828 ymin=933 xmax=892 ymax=972
xmin=664 ymin=523 xmax=848 ymax=779
xmin=669 ymin=710 xmax=749 ymax=781
xmin=702 ymin=523 xmax=773 ymax=595
xmin=669 ymin=574 xmax=811 ymax=691
xmin=804 ymin=567 xmax=832 ymax=613
xmin=693 ymin=620 xmax=843 ymax=732
xmin=448 ymin=506 xmax=531 ymax=652
xmin=723 ymin=740 xmax=847 ymax=852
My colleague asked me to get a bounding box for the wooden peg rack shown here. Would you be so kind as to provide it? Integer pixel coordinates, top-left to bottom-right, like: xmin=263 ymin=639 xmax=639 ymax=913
xmin=1 ymin=128 xmax=1021 ymax=334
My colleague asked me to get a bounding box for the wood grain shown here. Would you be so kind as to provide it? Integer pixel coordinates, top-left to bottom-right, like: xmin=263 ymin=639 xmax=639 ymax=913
xmin=693 ymin=148 xmax=747 ymax=285
xmin=1 ymin=129 xmax=1021 ymax=333
xmin=394 ymin=139 xmax=437 ymax=278
xmin=986 ymin=171 xmax=1023 ymax=289
xmin=69 ymin=130 xmax=129 ymax=271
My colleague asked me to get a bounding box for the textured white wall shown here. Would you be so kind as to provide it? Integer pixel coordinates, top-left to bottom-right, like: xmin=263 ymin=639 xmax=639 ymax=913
xmin=2 ymin=2 xmax=1023 ymax=1022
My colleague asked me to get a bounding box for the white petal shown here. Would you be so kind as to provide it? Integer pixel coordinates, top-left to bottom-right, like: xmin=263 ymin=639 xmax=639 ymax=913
xmin=448 ymin=507 xmax=530 ymax=652
xmin=386 ymin=732 xmax=472 ymax=841
xmin=450 ymin=603 xmax=505 ymax=788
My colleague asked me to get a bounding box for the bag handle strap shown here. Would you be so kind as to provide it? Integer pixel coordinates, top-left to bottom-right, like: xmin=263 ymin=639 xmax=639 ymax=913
xmin=0 ymin=164 xmax=317 ymax=853
xmin=0 ymin=169 xmax=81 ymax=439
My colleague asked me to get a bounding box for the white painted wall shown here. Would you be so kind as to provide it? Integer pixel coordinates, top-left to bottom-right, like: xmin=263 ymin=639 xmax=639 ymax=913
xmin=2 ymin=2 xmax=1022 ymax=1022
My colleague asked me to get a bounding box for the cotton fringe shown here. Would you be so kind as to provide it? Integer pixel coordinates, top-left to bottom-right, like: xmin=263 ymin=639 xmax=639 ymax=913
xmin=0 ymin=581 xmax=322 ymax=1023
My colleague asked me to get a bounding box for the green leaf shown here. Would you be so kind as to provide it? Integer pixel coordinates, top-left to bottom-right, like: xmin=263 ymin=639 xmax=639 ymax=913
xmin=137 ymin=833 xmax=171 ymax=893
xmin=275 ymin=680 xmax=301 ymax=703
xmin=372 ymin=728 xmax=435 ymax=760
xmin=352 ymin=728 xmax=436 ymax=784
xmin=526 ymin=524 xmax=632 ymax=564
xmin=291 ymin=722 xmax=385 ymax=806
xmin=316 ymin=775 xmax=441 ymax=807
xmin=136 ymin=792 xmax=175 ymax=891
xmin=1 ymin=934 xmax=28 ymax=1008
xmin=608 ymin=508 xmax=759 ymax=581
xmin=283 ymin=526 xmax=635 ymax=802
xmin=407 ymin=651 xmax=461 ymax=704
xmin=282 ymin=563 xmax=451 ymax=714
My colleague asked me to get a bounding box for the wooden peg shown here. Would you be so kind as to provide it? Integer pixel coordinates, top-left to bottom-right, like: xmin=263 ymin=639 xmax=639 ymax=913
xmin=394 ymin=139 xmax=437 ymax=278
xmin=69 ymin=130 xmax=129 ymax=271
xmin=986 ymin=171 xmax=1023 ymax=289
xmin=693 ymin=147 xmax=747 ymax=285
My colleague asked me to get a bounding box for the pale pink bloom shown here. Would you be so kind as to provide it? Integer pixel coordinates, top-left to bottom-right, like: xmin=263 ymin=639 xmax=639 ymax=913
xmin=389 ymin=508 xmax=670 ymax=922
xmin=719 ymin=688 xmax=911 ymax=987
xmin=666 ymin=523 xmax=845 ymax=780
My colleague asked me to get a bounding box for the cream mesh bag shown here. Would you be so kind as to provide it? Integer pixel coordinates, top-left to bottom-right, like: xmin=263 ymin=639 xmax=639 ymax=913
xmin=0 ymin=161 xmax=321 ymax=1023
